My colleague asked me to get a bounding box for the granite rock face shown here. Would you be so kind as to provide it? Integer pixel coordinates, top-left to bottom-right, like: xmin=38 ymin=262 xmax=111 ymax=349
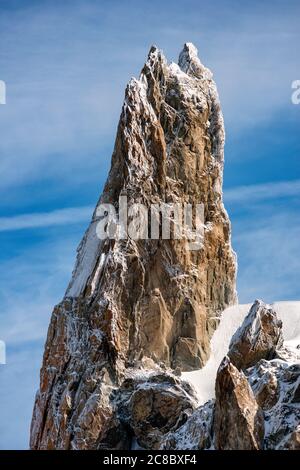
xmin=160 ymin=301 xmax=300 ymax=450
xmin=228 ymin=300 xmax=284 ymax=370
xmin=30 ymin=43 xmax=237 ymax=450
xmin=214 ymin=357 xmax=265 ymax=450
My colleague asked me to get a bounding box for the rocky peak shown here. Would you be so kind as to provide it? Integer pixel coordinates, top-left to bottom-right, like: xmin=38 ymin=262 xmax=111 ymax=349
xmin=30 ymin=43 xmax=237 ymax=450
xmin=29 ymin=43 xmax=300 ymax=452
xmin=179 ymin=42 xmax=211 ymax=79
xmin=228 ymin=299 xmax=284 ymax=370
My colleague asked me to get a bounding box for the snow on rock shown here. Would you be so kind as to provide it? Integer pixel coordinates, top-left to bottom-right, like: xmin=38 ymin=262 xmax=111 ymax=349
xmin=66 ymin=219 xmax=104 ymax=297
xmin=183 ymin=301 xmax=300 ymax=404
xmin=172 ymin=301 xmax=300 ymax=450
xmin=228 ymin=300 xmax=284 ymax=370
xmin=160 ymin=400 xmax=214 ymax=450
xmin=116 ymin=370 xmax=198 ymax=450
xmin=273 ymin=302 xmax=300 ymax=351
xmin=247 ymin=359 xmax=300 ymax=449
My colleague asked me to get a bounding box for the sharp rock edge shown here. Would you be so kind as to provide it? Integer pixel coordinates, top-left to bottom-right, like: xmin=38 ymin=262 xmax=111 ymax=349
xmin=30 ymin=42 xmax=239 ymax=450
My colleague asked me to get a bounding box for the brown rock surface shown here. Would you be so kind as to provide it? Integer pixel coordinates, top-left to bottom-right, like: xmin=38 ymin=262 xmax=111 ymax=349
xmin=214 ymin=357 xmax=265 ymax=450
xmin=30 ymin=43 xmax=236 ymax=450
xmin=284 ymin=428 xmax=300 ymax=450
xmin=228 ymin=300 xmax=283 ymax=370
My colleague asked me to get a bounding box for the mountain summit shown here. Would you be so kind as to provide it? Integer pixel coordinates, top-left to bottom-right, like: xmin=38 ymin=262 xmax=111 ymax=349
xmin=30 ymin=43 xmax=238 ymax=449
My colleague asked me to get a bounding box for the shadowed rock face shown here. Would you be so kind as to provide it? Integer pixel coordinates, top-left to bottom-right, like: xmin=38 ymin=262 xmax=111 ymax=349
xmin=115 ymin=372 xmax=198 ymax=449
xmin=160 ymin=400 xmax=214 ymax=450
xmin=30 ymin=43 xmax=237 ymax=450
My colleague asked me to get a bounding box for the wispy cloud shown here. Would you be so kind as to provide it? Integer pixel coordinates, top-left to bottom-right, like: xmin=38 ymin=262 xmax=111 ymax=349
xmin=0 ymin=206 xmax=92 ymax=232
xmin=1 ymin=178 xmax=298 ymax=232
xmin=226 ymin=179 xmax=300 ymax=302
xmin=225 ymin=179 xmax=300 ymax=204
xmin=0 ymin=232 xmax=78 ymax=342
xmin=0 ymin=345 xmax=42 ymax=449
xmin=234 ymin=210 xmax=300 ymax=303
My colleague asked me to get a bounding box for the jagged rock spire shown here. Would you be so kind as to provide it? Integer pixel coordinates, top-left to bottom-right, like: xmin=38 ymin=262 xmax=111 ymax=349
xmin=30 ymin=43 xmax=237 ymax=450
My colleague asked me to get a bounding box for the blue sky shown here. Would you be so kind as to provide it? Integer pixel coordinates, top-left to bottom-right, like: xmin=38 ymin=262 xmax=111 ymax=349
xmin=0 ymin=0 xmax=299 ymax=449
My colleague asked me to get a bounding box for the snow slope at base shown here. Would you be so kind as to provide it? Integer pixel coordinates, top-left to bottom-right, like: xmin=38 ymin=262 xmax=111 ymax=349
xmin=183 ymin=301 xmax=300 ymax=405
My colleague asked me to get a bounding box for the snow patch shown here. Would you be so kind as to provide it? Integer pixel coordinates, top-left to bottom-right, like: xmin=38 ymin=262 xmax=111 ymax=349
xmin=66 ymin=220 xmax=103 ymax=297
xmin=183 ymin=301 xmax=300 ymax=405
